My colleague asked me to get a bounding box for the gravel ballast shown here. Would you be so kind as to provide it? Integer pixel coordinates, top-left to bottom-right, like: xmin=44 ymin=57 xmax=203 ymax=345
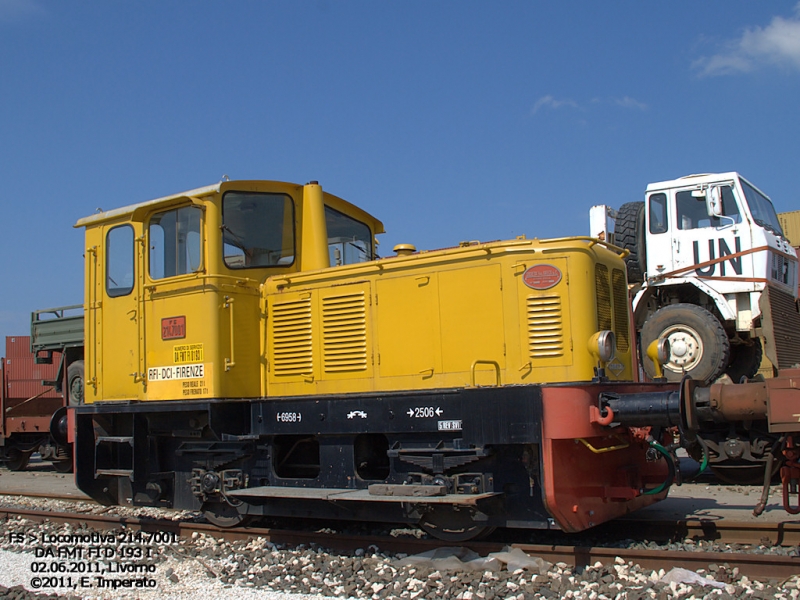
xmin=1 ymin=495 xmax=800 ymax=599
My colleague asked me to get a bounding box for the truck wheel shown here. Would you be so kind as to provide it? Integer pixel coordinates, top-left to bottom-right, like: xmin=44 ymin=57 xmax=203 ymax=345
xmin=726 ymin=338 xmax=763 ymax=383
xmin=615 ymin=201 xmax=646 ymax=283
xmin=67 ymin=360 xmax=84 ymax=406
xmin=640 ymin=304 xmax=730 ymax=384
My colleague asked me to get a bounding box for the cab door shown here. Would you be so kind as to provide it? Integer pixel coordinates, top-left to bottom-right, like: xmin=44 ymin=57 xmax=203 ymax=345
xmin=644 ymin=191 xmax=674 ymax=277
xmin=98 ymin=222 xmax=144 ymax=400
xmin=670 ymin=185 xmax=750 ymax=280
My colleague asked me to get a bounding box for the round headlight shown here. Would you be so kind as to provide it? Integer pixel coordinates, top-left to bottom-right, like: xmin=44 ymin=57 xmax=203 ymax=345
xmin=588 ymin=330 xmax=616 ymax=363
xmin=657 ymin=338 xmax=671 ymax=364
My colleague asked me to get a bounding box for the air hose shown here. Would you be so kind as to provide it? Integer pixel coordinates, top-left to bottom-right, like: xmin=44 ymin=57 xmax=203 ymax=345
xmin=643 ymin=439 xmax=676 ymax=496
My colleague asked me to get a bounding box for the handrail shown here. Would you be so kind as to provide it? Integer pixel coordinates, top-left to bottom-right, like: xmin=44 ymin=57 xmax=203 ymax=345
xmin=224 ymin=296 xmax=235 ymax=371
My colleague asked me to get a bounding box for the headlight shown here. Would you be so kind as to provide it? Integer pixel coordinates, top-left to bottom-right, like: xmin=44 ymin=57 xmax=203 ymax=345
xmin=646 ymin=338 xmax=671 ymax=379
xmin=588 ymin=330 xmax=616 ymax=363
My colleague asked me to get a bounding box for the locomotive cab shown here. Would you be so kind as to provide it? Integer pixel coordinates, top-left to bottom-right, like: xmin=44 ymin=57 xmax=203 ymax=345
xmin=76 ymin=180 xmax=382 ymax=404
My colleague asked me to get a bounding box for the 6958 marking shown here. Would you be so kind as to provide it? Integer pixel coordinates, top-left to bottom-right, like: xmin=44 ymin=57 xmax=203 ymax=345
xmin=276 ymin=412 xmax=302 ymax=423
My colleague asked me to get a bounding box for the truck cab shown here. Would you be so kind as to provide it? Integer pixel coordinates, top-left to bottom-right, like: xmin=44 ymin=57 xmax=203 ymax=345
xmin=590 ymin=172 xmax=800 ymax=384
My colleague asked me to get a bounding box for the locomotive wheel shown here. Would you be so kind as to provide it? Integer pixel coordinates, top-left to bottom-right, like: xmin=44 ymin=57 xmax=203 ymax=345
xmin=418 ymin=506 xmax=494 ymax=542
xmin=202 ymin=501 xmax=252 ymax=528
xmin=5 ymin=448 xmax=31 ymax=471
xmin=710 ymin=459 xmax=780 ymax=486
xmin=52 ymin=459 xmax=74 ymax=473
xmin=726 ymin=339 xmax=763 ymax=383
xmin=640 ymin=304 xmax=730 ymax=384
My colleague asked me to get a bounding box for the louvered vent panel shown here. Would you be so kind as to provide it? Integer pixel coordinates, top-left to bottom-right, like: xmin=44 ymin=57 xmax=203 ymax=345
xmin=595 ymin=264 xmax=612 ymax=331
xmin=612 ymin=268 xmax=630 ymax=352
xmin=271 ymin=298 xmax=313 ymax=376
xmin=527 ymin=295 xmax=564 ymax=358
xmin=322 ymin=292 xmax=368 ymax=372
xmin=767 ymin=286 xmax=800 ymax=369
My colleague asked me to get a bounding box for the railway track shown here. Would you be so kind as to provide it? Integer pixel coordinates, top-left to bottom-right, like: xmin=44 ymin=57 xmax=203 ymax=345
xmin=1 ymin=505 xmax=799 ymax=582
xmin=4 ymin=485 xmax=800 ymax=547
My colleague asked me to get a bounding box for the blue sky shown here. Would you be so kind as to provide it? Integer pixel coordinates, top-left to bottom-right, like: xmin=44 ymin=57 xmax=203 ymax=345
xmin=1 ymin=1 xmax=799 ymax=344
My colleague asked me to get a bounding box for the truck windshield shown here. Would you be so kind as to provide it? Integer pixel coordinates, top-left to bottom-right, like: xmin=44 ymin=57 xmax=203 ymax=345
xmin=740 ymin=178 xmax=784 ymax=237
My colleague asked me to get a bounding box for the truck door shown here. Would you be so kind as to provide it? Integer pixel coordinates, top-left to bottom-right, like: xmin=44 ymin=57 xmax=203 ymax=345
xmin=645 ymin=192 xmax=673 ymax=277
xmin=669 ymin=185 xmax=750 ymax=280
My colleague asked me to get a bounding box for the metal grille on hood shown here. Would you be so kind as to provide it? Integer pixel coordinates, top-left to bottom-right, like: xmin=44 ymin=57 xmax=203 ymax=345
xmin=270 ymin=298 xmax=313 ymax=376
xmin=527 ymin=295 xmax=564 ymax=358
xmin=322 ymin=292 xmax=368 ymax=372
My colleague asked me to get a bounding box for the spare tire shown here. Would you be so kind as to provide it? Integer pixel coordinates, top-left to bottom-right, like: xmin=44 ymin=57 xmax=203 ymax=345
xmin=615 ymin=201 xmax=646 ymax=283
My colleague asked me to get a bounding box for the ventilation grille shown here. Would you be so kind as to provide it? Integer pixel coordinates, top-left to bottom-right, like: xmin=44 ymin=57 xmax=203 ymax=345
xmin=527 ymin=295 xmax=564 ymax=358
xmin=595 ymin=264 xmax=612 ymax=331
xmin=612 ymin=268 xmax=630 ymax=352
xmin=271 ymin=298 xmax=313 ymax=376
xmin=771 ymin=252 xmax=788 ymax=284
xmin=322 ymin=292 xmax=368 ymax=373
xmin=767 ymin=286 xmax=800 ymax=369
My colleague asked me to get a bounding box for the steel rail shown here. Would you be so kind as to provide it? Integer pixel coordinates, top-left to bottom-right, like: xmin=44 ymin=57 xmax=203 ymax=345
xmin=1 ymin=506 xmax=798 ymax=582
xmin=5 ymin=488 xmax=800 ymax=546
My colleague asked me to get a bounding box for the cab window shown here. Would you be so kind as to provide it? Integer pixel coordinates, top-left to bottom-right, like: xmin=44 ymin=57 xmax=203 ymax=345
xmin=222 ymin=192 xmax=295 ymax=268
xmin=648 ymin=193 xmax=668 ymax=234
xmin=149 ymin=206 xmax=202 ymax=279
xmin=106 ymin=225 xmax=135 ymax=297
xmin=325 ymin=206 xmax=373 ymax=266
xmin=676 ymin=186 xmax=740 ymax=230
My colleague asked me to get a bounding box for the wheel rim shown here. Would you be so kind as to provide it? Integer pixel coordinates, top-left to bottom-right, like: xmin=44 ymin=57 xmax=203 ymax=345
xmin=70 ymin=375 xmax=84 ymax=404
xmin=661 ymin=324 xmax=704 ymax=374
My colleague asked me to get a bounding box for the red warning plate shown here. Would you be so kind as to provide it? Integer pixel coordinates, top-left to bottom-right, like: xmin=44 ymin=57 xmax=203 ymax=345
xmin=522 ymin=264 xmax=562 ymax=290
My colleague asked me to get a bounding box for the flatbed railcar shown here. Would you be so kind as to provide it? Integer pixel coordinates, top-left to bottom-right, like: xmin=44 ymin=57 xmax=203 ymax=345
xmin=0 ymin=335 xmax=72 ymax=472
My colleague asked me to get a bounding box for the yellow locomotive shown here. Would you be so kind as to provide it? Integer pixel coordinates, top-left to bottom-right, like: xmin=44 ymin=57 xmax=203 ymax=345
xmin=71 ymin=179 xmax=675 ymax=539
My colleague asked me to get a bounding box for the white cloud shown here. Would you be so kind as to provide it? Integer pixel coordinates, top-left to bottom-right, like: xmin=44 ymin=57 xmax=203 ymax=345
xmin=693 ymin=4 xmax=800 ymax=76
xmin=532 ymin=95 xmax=647 ymax=118
xmin=613 ymin=96 xmax=648 ymax=111
xmin=531 ymin=95 xmax=579 ymax=115
xmin=0 ymin=0 xmax=46 ymax=21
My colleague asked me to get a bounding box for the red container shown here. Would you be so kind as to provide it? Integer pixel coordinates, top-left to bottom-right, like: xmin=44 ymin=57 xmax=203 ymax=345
xmin=4 ymin=355 xmax=61 ymax=383
xmin=5 ymin=336 xmax=34 ymax=359
xmin=6 ymin=379 xmax=62 ymax=401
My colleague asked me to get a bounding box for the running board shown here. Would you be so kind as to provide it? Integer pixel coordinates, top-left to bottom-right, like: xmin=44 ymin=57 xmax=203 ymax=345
xmin=228 ymin=485 xmax=499 ymax=505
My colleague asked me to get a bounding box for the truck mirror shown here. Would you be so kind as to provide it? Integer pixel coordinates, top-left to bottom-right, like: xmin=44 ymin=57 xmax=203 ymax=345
xmin=705 ymin=186 xmax=723 ymax=217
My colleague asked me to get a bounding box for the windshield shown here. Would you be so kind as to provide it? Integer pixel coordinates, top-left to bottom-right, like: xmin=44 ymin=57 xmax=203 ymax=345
xmin=740 ymin=178 xmax=784 ymax=237
xmin=222 ymin=192 xmax=295 ymax=268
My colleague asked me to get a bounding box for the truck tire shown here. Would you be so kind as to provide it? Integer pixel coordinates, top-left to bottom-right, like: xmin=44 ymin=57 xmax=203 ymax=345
xmin=67 ymin=360 xmax=84 ymax=406
xmin=615 ymin=201 xmax=646 ymax=283
xmin=640 ymin=304 xmax=730 ymax=384
xmin=726 ymin=338 xmax=763 ymax=383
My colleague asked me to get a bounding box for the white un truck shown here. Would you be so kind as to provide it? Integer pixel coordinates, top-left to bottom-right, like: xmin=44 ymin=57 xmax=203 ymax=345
xmin=591 ymin=172 xmax=800 ymax=385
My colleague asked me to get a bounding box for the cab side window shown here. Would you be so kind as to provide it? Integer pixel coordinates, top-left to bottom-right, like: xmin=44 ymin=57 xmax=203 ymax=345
xmin=106 ymin=225 xmax=135 ymax=297
xmin=648 ymin=193 xmax=668 ymax=234
xmin=325 ymin=206 xmax=373 ymax=266
xmin=149 ymin=206 xmax=202 ymax=279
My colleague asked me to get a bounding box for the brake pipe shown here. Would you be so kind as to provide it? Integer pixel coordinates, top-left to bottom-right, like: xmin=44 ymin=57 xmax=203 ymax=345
xmin=642 ymin=440 xmax=675 ymax=496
